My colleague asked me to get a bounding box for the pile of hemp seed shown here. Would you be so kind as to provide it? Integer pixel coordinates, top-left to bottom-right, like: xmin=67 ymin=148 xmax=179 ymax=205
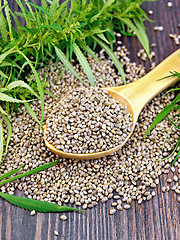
xmin=0 ymin=36 xmax=180 ymax=215
xmin=45 ymin=87 xmax=133 ymax=154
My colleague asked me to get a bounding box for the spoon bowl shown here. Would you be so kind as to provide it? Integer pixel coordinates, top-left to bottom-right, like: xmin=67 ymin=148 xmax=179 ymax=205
xmin=44 ymin=49 xmax=180 ymax=160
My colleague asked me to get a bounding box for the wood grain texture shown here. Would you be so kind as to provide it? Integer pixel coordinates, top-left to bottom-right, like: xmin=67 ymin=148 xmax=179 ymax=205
xmin=0 ymin=1 xmax=180 ymax=240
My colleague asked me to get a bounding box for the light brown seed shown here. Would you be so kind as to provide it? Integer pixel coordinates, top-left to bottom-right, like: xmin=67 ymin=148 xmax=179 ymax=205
xmin=60 ymin=215 xmax=67 ymax=221
xmin=54 ymin=230 xmax=59 ymax=236
xmin=109 ymin=209 xmax=116 ymax=215
xmin=124 ymin=204 xmax=131 ymax=210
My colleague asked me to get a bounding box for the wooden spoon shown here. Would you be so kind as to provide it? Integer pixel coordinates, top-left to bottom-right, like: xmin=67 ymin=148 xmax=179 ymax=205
xmin=44 ymin=49 xmax=180 ymax=160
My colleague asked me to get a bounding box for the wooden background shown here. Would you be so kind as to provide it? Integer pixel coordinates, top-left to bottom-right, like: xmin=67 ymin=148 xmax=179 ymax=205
xmin=0 ymin=0 xmax=180 ymax=239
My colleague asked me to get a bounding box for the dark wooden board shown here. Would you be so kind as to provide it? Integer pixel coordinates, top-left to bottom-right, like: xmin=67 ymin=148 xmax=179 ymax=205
xmin=0 ymin=1 xmax=180 ymax=240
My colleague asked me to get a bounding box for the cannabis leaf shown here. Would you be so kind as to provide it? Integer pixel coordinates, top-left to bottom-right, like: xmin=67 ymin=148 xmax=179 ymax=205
xmin=0 ymin=192 xmax=84 ymax=213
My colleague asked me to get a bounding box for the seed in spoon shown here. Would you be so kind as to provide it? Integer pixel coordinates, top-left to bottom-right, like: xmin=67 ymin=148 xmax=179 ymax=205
xmin=45 ymin=87 xmax=133 ymax=154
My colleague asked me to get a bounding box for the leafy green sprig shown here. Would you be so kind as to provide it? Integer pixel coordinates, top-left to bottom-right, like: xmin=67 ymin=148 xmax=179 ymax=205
xmin=0 ymin=160 xmax=84 ymax=213
xmin=0 ymin=0 xmax=154 ymax=85
xmin=145 ymin=71 xmax=180 ymax=166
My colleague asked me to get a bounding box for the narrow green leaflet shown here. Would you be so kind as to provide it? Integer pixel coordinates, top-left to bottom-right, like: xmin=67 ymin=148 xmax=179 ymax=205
xmin=0 ymin=47 xmax=15 ymax=64
xmin=6 ymin=80 xmax=39 ymax=98
xmin=167 ymin=117 xmax=180 ymax=130
xmin=90 ymin=0 xmax=115 ymax=23
xmin=0 ymin=106 xmax=7 ymax=115
xmin=0 ymin=70 xmax=8 ymax=78
xmin=0 ymin=92 xmax=31 ymax=103
xmin=144 ymin=93 xmax=180 ymax=137
xmin=49 ymin=0 xmax=60 ymax=17
xmin=17 ymin=62 xmax=29 ymax=79
xmin=92 ymin=36 xmax=126 ymax=84
xmin=160 ymin=137 xmax=180 ymax=163
xmin=0 ymin=61 xmax=20 ymax=68
xmin=20 ymin=96 xmax=41 ymax=126
xmin=41 ymin=0 xmax=48 ymax=9
xmin=17 ymin=51 xmax=44 ymax=126
xmin=41 ymin=24 xmax=62 ymax=31
xmin=43 ymin=89 xmax=57 ymax=98
xmin=0 ymin=1 xmax=8 ymax=42
xmin=134 ymin=20 xmax=150 ymax=59
xmin=49 ymin=0 xmax=70 ymax=23
xmin=0 ymin=160 xmax=60 ymax=186
xmin=118 ymin=18 xmax=150 ymax=58
xmin=166 ymin=88 xmax=180 ymax=94
xmin=26 ymin=1 xmax=55 ymax=23
xmin=73 ymin=43 xmax=95 ymax=86
xmin=0 ymin=119 xmax=3 ymax=163
xmin=16 ymin=0 xmax=30 ymax=27
xmin=0 ymin=88 xmax=7 ymax=93
xmin=1 ymin=114 xmax=12 ymax=153
xmin=4 ymin=0 xmax=13 ymax=41
xmin=0 ymin=164 xmax=25 ymax=181
xmin=9 ymin=8 xmax=22 ymax=30
xmin=96 ymin=33 xmax=110 ymax=45
xmin=79 ymin=42 xmax=101 ymax=63
xmin=144 ymin=102 xmax=176 ymax=137
xmin=172 ymin=147 xmax=180 ymax=166
xmin=54 ymin=46 xmax=86 ymax=86
xmin=0 ymin=192 xmax=84 ymax=213
xmin=159 ymin=71 xmax=180 ymax=81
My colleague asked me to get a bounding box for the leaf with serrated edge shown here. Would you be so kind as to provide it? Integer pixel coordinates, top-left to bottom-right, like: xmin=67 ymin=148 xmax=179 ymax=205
xmin=144 ymin=102 xmax=176 ymax=137
xmin=21 ymin=96 xmax=41 ymax=126
xmin=43 ymin=89 xmax=57 ymax=98
xmin=92 ymin=36 xmax=126 ymax=84
xmin=0 ymin=106 xmax=7 ymax=115
xmin=167 ymin=117 xmax=180 ymax=130
xmin=0 ymin=192 xmax=84 ymax=213
xmin=54 ymin=46 xmax=86 ymax=86
xmin=1 ymin=114 xmax=12 ymax=153
xmin=0 ymin=1 xmax=8 ymax=42
xmin=0 ymin=160 xmax=59 ymax=186
xmin=7 ymin=81 xmax=39 ymax=98
xmin=0 ymin=47 xmax=15 ymax=64
xmin=17 ymin=51 xmax=44 ymax=126
xmin=0 ymin=70 xmax=8 ymax=78
xmin=26 ymin=1 xmax=55 ymax=23
xmin=172 ymin=147 xmax=180 ymax=166
xmin=4 ymin=0 xmax=13 ymax=41
xmin=0 ymin=92 xmax=32 ymax=103
xmin=0 ymin=164 xmax=25 ymax=181
xmin=144 ymin=92 xmax=180 ymax=137
xmin=119 ymin=18 xmax=150 ymax=59
xmin=79 ymin=42 xmax=101 ymax=63
xmin=73 ymin=43 xmax=95 ymax=86
xmin=0 ymin=120 xmax=3 ymax=163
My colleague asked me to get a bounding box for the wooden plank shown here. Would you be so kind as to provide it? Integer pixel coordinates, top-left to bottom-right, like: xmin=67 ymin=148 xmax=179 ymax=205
xmin=0 ymin=1 xmax=180 ymax=240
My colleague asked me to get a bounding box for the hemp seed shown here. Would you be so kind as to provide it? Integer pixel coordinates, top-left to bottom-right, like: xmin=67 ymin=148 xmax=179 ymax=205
xmin=54 ymin=230 xmax=59 ymax=236
xmin=109 ymin=209 xmax=116 ymax=215
xmin=60 ymin=215 xmax=67 ymax=221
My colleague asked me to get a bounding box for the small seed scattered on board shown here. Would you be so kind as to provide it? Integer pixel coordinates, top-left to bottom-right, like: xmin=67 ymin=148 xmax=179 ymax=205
xmin=167 ymin=2 xmax=172 ymax=7
xmin=124 ymin=204 xmax=131 ymax=210
xmin=173 ymin=175 xmax=178 ymax=182
xmin=30 ymin=210 xmax=36 ymax=216
xmin=60 ymin=215 xmax=67 ymax=221
xmin=54 ymin=230 xmax=59 ymax=236
xmin=148 ymin=10 xmax=153 ymax=15
xmin=109 ymin=209 xmax=116 ymax=215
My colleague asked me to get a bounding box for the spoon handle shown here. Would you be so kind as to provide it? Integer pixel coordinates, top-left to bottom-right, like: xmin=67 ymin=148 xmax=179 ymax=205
xmin=110 ymin=49 xmax=180 ymax=120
